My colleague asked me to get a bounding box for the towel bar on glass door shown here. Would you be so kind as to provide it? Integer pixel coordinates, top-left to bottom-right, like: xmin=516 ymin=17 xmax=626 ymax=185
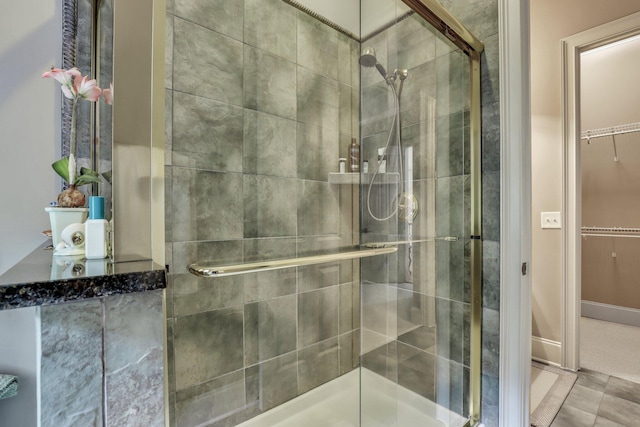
xmin=189 ymin=246 xmax=398 ymax=278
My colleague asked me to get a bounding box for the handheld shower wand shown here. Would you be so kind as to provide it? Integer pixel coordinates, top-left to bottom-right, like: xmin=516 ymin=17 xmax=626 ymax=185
xmin=360 ymin=47 xmax=415 ymax=222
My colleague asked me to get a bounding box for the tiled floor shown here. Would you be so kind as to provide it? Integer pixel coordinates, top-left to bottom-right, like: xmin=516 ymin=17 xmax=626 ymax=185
xmin=550 ymin=368 xmax=640 ymax=427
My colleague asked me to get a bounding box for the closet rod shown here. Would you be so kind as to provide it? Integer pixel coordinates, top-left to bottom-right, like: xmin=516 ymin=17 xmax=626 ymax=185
xmin=581 ymin=121 xmax=640 ymax=140
xmin=581 ymin=233 xmax=640 ymax=239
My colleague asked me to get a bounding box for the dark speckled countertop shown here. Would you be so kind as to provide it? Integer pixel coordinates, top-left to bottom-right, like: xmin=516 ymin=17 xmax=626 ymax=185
xmin=0 ymin=242 xmax=166 ymax=310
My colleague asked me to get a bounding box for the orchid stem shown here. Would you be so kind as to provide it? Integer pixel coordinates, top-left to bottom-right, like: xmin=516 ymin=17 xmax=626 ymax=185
xmin=70 ymin=98 xmax=78 ymax=160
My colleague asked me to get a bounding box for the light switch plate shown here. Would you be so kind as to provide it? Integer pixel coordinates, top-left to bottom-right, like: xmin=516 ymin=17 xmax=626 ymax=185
xmin=541 ymin=212 xmax=561 ymax=229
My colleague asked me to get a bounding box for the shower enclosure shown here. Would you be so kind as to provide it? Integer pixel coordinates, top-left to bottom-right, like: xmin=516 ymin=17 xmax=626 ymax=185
xmin=165 ymin=0 xmax=483 ymax=426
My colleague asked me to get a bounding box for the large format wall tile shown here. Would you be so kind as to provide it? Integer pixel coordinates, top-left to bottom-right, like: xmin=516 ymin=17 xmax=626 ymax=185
xmin=244 ymin=295 xmax=297 ymax=365
xmin=393 ymin=14 xmax=437 ymax=71
xmin=399 ymin=60 xmax=437 ymax=127
xmin=435 ymin=50 xmax=469 ymax=118
xmin=246 ymin=352 xmax=298 ymax=415
xmin=297 ymin=236 xmax=341 ymax=292
xmin=434 ymin=111 xmax=468 ymax=178
xmin=337 ymin=34 xmax=354 ymax=86
xmin=435 ymin=174 xmax=467 ymax=238
xmin=244 ymin=0 xmax=296 ymax=62
xmin=165 ymin=90 xmax=173 ymax=165
xmin=174 ymin=0 xmax=243 ymax=42
xmin=360 ymin=83 xmax=393 ymax=138
xmin=175 ymin=369 xmax=245 ymax=427
xmin=435 ymin=239 xmax=465 ymax=302
xmin=243 ymin=174 xmax=297 ymax=238
xmin=165 ymin=15 xmax=174 ymax=90
xmin=172 ymin=92 xmax=244 ymax=172
xmin=298 ymin=337 xmax=340 ymax=394
xmin=297 ymin=66 xmax=340 ymax=132
xmin=397 ymin=341 xmax=436 ymax=400
xmin=243 ymin=109 xmax=297 ymax=178
xmin=297 ymin=12 xmax=338 ymax=80
xmin=243 ymin=238 xmax=298 ymax=303
xmin=339 ymin=330 xmax=360 ymax=375
xmin=297 ymin=179 xmax=340 ymax=236
xmin=435 ymin=297 xmax=467 ymax=365
xmin=436 ymin=357 xmax=469 ymax=417
xmin=244 ymin=46 xmax=297 ymax=120
xmin=173 ymin=307 xmax=244 ymax=391
xmin=298 ymin=287 xmax=340 ymax=348
xmin=173 ymin=274 xmax=243 ymax=318
xmin=296 ymin=123 xmax=339 ymax=182
xmin=173 ymin=18 xmax=243 ymax=106
xmin=173 ymin=168 xmax=243 ymax=242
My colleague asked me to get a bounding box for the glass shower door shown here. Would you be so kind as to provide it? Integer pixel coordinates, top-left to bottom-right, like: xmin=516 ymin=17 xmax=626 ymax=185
xmin=359 ymin=2 xmax=477 ymax=425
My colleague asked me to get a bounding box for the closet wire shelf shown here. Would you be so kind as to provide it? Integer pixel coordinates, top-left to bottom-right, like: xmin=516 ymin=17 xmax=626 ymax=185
xmin=581 ymin=122 xmax=640 ymax=141
xmin=581 ymin=226 xmax=640 ymax=239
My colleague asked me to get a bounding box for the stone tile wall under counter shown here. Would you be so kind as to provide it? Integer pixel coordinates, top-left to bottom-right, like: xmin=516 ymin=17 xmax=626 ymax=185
xmin=0 ymin=244 xmax=167 ymax=426
xmin=40 ymin=290 xmax=165 ymax=427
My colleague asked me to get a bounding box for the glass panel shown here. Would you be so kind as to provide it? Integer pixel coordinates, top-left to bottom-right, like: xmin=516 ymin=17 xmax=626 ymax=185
xmin=359 ymin=1 xmax=471 ymax=426
xmin=162 ymin=0 xmax=478 ymax=424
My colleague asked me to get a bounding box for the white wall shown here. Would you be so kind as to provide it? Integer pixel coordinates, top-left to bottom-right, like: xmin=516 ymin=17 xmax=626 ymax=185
xmin=298 ymin=0 xmax=409 ymax=39
xmin=530 ymin=0 xmax=640 ymax=364
xmin=581 ymin=36 xmax=640 ymax=130
xmin=0 ymin=0 xmax=61 ymax=275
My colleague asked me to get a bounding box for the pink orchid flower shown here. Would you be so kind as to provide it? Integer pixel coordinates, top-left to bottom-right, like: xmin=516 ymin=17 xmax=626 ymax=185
xmin=42 ymin=67 xmax=102 ymax=102
xmin=102 ymin=82 xmax=113 ymax=105
xmin=75 ymin=75 xmax=102 ymax=101
xmin=42 ymin=67 xmax=82 ymax=100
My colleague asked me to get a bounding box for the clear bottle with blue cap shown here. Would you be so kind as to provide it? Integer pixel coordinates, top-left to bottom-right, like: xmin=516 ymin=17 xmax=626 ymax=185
xmin=85 ymin=196 xmax=108 ymax=259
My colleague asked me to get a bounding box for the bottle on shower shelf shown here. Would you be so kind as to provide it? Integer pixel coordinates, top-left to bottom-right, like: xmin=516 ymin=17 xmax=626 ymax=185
xmin=378 ymin=147 xmax=386 ymax=173
xmin=348 ymin=138 xmax=360 ymax=172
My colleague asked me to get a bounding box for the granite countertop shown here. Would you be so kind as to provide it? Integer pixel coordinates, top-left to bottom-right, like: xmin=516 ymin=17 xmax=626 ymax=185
xmin=0 ymin=242 xmax=166 ymax=310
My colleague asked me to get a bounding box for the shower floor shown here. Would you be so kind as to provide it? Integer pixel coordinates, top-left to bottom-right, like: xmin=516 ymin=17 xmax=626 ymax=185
xmin=237 ymin=368 xmax=468 ymax=427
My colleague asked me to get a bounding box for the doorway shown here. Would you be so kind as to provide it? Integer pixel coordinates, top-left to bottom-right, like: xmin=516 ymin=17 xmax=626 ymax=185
xmin=561 ymin=12 xmax=640 ymax=374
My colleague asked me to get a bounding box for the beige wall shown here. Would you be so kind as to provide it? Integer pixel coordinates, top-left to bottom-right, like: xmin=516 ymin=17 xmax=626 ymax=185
xmin=530 ymin=0 xmax=640 ymax=356
xmin=581 ymin=37 xmax=640 ymax=310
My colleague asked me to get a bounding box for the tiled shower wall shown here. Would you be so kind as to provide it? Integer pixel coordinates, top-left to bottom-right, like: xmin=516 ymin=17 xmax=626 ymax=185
xmin=164 ymin=0 xmax=360 ymax=425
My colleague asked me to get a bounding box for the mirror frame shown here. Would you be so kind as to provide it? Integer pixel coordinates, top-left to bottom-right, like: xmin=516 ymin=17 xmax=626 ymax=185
xmin=61 ymin=0 xmax=78 ymax=160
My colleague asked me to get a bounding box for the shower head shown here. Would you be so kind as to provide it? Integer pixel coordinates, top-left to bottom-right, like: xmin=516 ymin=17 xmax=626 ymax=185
xmin=360 ymin=47 xmax=388 ymax=79
xmin=359 ymin=47 xmax=378 ymax=67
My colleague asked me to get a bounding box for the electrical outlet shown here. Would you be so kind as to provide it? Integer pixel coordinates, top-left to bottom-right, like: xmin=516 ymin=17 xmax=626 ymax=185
xmin=541 ymin=212 xmax=561 ymax=229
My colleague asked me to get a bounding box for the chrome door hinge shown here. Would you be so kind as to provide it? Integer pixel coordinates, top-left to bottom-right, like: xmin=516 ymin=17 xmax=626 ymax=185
xmin=521 ymin=262 xmax=527 ymax=276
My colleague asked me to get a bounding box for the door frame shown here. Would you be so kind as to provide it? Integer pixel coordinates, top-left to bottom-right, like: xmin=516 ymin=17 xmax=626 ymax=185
xmin=499 ymin=0 xmax=531 ymax=426
xmin=560 ymin=11 xmax=640 ymax=372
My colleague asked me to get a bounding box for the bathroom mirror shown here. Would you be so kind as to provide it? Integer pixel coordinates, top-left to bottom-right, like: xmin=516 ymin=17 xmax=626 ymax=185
xmin=62 ymin=0 xmax=114 ymax=220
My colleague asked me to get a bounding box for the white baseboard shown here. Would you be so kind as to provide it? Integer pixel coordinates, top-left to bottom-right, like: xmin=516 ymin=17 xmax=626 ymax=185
xmin=531 ymin=336 xmax=561 ymax=366
xmin=582 ymin=300 xmax=640 ymax=327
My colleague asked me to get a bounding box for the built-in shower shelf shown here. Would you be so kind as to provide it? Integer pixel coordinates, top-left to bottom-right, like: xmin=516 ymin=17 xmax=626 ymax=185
xmin=328 ymin=172 xmax=400 ymax=185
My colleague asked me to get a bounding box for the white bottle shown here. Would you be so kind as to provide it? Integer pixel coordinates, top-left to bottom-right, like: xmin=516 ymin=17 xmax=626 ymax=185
xmin=378 ymin=148 xmax=386 ymax=173
xmin=85 ymin=196 xmax=108 ymax=259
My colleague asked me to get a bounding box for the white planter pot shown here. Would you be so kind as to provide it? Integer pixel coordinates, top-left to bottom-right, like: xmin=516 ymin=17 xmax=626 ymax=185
xmin=45 ymin=207 xmax=89 ymax=248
